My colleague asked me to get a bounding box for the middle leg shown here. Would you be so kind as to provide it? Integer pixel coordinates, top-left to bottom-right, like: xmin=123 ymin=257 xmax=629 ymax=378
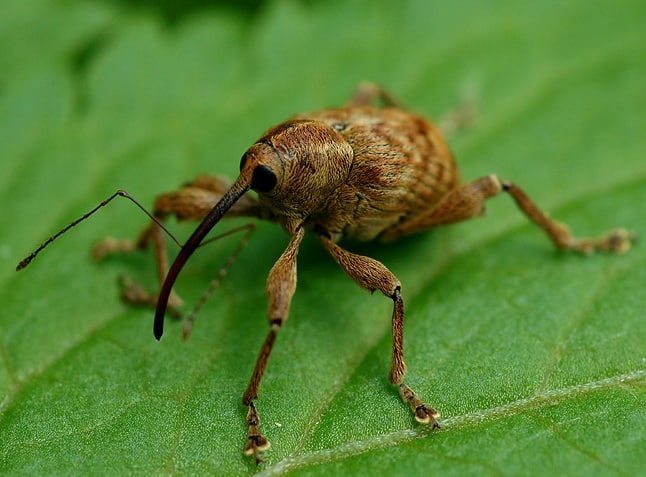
xmin=91 ymin=175 xmax=266 ymax=314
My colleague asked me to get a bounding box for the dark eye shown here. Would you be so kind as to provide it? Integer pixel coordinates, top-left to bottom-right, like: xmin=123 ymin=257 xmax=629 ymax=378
xmin=251 ymin=165 xmax=277 ymax=192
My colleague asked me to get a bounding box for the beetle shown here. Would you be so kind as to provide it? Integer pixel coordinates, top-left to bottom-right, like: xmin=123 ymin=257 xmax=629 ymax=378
xmin=17 ymin=83 xmax=635 ymax=463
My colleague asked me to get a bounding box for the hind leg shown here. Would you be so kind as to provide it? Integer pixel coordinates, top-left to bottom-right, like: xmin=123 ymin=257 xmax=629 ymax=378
xmin=381 ymin=174 xmax=635 ymax=253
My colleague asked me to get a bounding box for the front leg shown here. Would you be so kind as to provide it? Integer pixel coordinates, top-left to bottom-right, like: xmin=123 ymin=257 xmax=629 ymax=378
xmin=317 ymin=232 xmax=439 ymax=427
xmin=242 ymin=226 xmax=305 ymax=463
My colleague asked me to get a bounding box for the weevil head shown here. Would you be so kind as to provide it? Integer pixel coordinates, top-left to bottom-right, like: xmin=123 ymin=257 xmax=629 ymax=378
xmin=239 ymin=120 xmax=353 ymax=232
xmin=154 ymin=119 xmax=353 ymax=339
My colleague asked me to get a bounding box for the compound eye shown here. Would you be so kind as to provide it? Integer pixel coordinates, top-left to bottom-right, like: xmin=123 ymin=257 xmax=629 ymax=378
xmin=251 ymin=164 xmax=277 ymax=192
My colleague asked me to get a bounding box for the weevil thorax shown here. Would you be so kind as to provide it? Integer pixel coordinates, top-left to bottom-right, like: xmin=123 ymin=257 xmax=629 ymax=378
xmin=239 ymin=120 xmax=353 ymax=233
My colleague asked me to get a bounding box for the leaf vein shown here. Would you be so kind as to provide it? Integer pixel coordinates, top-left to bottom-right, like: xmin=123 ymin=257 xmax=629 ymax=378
xmin=258 ymin=370 xmax=646 ymax=476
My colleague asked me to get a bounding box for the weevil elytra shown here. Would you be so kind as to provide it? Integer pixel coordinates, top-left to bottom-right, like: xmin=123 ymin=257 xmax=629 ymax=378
xmin=17 ymin=83 xmax=636 ymax=463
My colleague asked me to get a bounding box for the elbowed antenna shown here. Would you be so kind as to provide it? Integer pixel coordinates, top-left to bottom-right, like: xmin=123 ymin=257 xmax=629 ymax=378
xmin=154 ymin=178 xmax=251 ymax=340
xmin=16 ymin=190 xmax=183 ymax=271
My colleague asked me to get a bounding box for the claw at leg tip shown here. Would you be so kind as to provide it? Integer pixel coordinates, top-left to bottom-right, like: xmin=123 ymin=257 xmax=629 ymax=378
xmin=415 ymin=405 xmax=441 ymax=426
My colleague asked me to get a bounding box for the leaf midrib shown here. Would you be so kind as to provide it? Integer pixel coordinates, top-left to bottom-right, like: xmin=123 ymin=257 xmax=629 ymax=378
xmin=257 ymin=370 xmax=646 ymax=476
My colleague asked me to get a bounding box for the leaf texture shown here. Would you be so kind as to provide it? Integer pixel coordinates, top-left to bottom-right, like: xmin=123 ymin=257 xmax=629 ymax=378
xmin=1 ymin=0 xmax=644 ymax=475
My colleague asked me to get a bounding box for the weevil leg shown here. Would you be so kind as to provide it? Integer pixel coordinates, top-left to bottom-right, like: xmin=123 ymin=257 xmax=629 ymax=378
xmin=181 ymin=223 xmax=257 ymax=339
xmin=348 ymin=81 xmax=476 ymax=137
xmin=93 ymin=175 xmax=263 ymax=258
xmin=317 ymin=232 xmax=440 ymax=427
xmin=346 ymin=82 xmax=401 ymax=108
xmin=92 ymin=175 xmax=266 ymax=315
xmin=501 ymin=181 xmax=636 ymax=253
xmin=391 ymin=288 xmax=441 ymax=426
xmin=437 ymin=94 xmax=478 ymax=137
xmin=244 ymin=401 xmax=270 ymax=465
xmin=242 ymin=226 xmax=305 ymax=464
xmin=380 ymin=174 xmax=504 ymax=240
xmin=381 ymin=174 xmax=636 ymax=253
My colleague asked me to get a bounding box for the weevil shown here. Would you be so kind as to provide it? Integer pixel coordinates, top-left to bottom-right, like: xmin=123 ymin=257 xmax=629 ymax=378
xmin=17 ymin=83 xmax=636 ymax=463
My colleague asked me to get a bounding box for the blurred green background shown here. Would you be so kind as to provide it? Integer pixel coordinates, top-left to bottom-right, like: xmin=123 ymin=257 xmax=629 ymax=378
xmin=1 ymin=0 xmax=644 ymax=476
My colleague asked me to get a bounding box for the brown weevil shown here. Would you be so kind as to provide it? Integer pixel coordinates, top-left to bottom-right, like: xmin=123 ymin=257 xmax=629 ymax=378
xmin=17 ymin=83 xmax=636 ymax=463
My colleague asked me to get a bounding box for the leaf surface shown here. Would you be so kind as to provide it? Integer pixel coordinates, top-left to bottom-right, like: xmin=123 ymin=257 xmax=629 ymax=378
xmin=1 ymin=0 xmax=644 ymax=475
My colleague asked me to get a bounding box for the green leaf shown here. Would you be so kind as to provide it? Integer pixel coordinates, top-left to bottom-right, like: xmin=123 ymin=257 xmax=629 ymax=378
xmin=1 ymin=0 xmax=644 ymax=475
